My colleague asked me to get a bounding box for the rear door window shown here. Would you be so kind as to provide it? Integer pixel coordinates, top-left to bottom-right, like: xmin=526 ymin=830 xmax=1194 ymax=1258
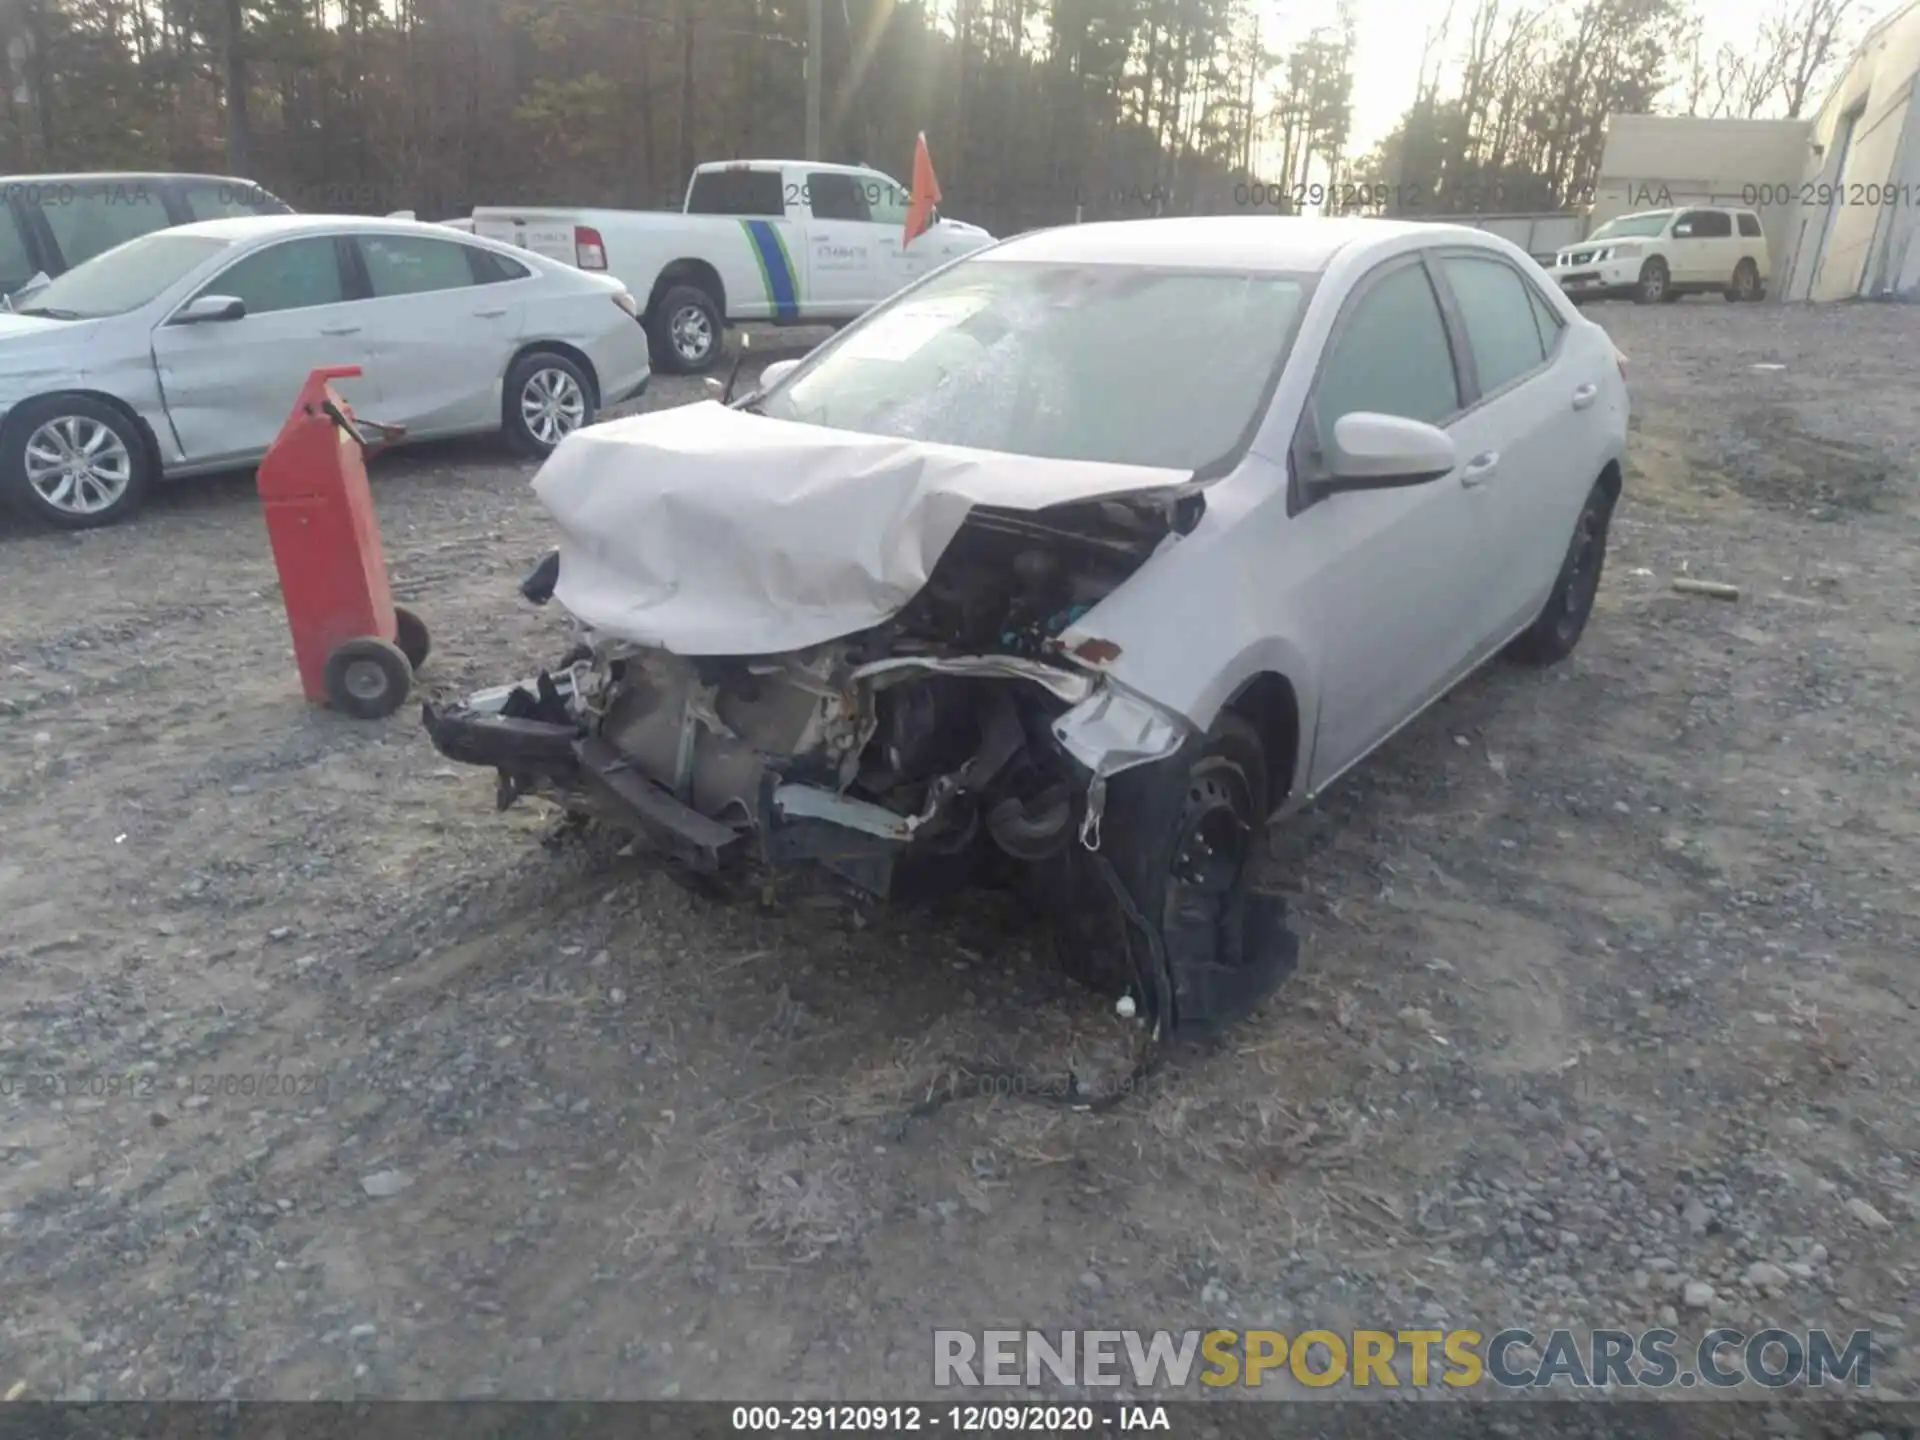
xmin=1525 ymin=281 xmax=1566 ymax=355
xmin=0 ymin=204 xmax=37 ymax=293
xmin=1737 ymin=212 xmax=1763 ymax=238
xmin=356 ymin=234 xmax=477 ymax=296
xmin=36 ymin=180 xmax=173 ymax=269
xmin=1437 ymin=254 xmax=1550 ymax=397
xmin=685 ymin=168 xmax=785 ymax=217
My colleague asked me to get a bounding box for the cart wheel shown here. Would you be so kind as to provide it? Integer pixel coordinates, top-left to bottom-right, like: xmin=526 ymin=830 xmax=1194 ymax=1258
xmin=323 ymin=637 xmax=414 ymax=720
xmin=393 ymin=605 xmax=431 ymax=672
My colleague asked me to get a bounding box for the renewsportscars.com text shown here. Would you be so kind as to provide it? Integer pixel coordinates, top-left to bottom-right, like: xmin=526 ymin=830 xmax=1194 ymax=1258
xmin=933 ymin=1327 xmax=1874 ymax=1391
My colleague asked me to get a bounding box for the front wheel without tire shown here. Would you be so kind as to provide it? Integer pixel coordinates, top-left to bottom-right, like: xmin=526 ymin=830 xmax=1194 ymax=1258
xmin=1634 ymin=258 xmax=1670 ymax=305
xmin=1505 ymin=483 xmax=1615 ymax=667
xmin=1046 ymin=713 xmax=1297 ymax=1036
xmin=323 ymin=636 xmax=414 ymax=720
xmin=504 ymin=352 xmax=595 ymax=458
xmin=2 ymin=396 xmax=152 ymax=530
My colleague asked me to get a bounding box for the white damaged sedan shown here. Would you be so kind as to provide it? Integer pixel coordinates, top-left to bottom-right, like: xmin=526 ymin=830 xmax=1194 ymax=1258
xmin=425 ymin=215 xmax=1629 ymax=1036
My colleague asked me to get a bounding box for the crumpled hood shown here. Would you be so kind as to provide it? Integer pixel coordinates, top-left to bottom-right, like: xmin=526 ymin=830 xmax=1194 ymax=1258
xmin=532 ymin=401 xmax=1188 ymax=656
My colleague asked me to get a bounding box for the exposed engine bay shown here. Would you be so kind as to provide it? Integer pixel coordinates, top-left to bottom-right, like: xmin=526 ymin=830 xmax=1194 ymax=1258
xmin=426 ymin=457 xmax=1295 ymax=1036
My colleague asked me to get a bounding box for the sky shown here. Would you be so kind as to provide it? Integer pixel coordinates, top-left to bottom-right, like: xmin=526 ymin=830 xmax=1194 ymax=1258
xmin=1259 ymin=0 xmax=1893 ymax=160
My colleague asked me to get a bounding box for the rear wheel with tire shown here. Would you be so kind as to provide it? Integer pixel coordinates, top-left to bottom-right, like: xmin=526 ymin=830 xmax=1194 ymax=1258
xmin=393 ymin=605 xmax=431 ymax=672
xmin=1 ymin=396 xmax=152 ymax=530
xmin=1727 ymin=258 xmax=1761 ymax=302
xmin=1634 ymin=258 xmax=1670 ymax=305
xmin=647 ymin=284 xmax=723 ymax=375
xmin=1505 ymin=481 xmax=1616 ymax=667
xmin=504 ymin=352 xmax=595 ymax=458
xmin=323 ymin=637 xmax=414 ymax=720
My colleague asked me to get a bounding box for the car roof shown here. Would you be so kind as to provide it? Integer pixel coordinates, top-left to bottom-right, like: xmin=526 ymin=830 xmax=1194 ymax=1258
xmin=0 ymin=172 xmax=264 ymax=187
xmin=155 ymin=214 xmax=489 ymax=243
xmin=980 ymin=214 xmax=1500 ymax=273
xmin=698 ymin=159 xmax=884 ymax=178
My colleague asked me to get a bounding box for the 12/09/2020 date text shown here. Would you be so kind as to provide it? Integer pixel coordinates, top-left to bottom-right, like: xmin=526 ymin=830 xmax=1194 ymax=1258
xmin=729 ymin=1404 xmax=1128 ymax=1432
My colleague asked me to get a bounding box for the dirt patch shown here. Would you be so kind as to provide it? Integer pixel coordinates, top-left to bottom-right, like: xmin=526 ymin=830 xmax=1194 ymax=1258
xmin=2 ymin=309 xmax=1917 ymax=1404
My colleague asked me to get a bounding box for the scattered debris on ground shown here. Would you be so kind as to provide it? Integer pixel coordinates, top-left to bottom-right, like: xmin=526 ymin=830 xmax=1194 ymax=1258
xmin=2 ymin=306 xmax=1915 ymax=1402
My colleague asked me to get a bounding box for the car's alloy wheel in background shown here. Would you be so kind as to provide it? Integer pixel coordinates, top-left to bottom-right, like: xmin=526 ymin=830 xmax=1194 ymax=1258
xmin=647 ymin=284 xmax=724 ymax=375
xmin=1634 ymin=258 xmax=1669 ymax=304
xmin=1 ymin=396 xmax=152 ymax=530
xmin=504 ymin=351 xmax=597 ymax=457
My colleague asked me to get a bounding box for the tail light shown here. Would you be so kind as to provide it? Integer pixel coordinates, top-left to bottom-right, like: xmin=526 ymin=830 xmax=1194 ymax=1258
xmin=612 ymin=291 xmax=640 ymax=319
xmin=575 ymin=226 xmax=607 ymax=270
xmin=1615 ymin=348 xmax=1628 ymax=382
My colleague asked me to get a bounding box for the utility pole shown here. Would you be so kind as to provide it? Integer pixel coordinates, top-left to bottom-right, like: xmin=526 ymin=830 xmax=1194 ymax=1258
xmin=805 ymin=0 xmax=823 ymax=160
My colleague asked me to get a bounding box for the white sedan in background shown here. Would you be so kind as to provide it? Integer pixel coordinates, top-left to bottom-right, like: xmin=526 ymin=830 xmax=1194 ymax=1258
xmin=0 ymin=214 xmax=652 ymax=528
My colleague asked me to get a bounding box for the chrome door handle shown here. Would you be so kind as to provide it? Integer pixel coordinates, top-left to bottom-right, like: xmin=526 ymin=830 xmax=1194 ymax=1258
xmin=474 ymin=307 xmax=508 ymax=319
xmin=1460 ymin=452 xmax=1499 ymax=487
xmin=320 ymin=324 xmax=362 ymax=336
xmin=1572 ymin=383 xmax=1598 ymax=409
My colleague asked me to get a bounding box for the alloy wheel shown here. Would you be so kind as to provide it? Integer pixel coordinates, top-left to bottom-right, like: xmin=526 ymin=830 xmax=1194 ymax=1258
xmin=671 ymin=304 xmax=714 ymax=365
xmin=24 ymin=416 xmax=133 ymax=517
xmin=520 ymin=368 xmax=587 ymax=448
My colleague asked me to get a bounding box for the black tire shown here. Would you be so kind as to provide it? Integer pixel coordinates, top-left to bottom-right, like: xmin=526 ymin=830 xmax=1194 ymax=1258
xmin=1044 ymin=712 xmax=1297 ymax=1036
xmin=647 ymin=284 xmax=724 ymax=375
xmin=503 ymin=351 xmax=596 ymax=459
xmin=1 ymin=395 xmax=153 ymax=530
xmin=323 ymin=636 xmax=414 ymax=720
xmin=1505 ymin=481 xmax=1616 ymax=667
xmin=1727 ymin=258 xmax=1761 ymax=302
xmin=1633 ymin=258 xmax=1670 ymax=305
xmin=393 ymin=605 xmax=431 ymax=672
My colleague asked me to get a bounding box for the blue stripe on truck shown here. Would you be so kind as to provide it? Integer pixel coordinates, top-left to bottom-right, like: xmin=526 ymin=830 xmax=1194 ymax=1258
xmin=742 ymin=219 xmax=801 ymax=321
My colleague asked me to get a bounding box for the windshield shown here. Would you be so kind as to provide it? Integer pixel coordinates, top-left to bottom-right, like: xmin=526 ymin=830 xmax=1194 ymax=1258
xmin=21 ymin=232 xmax=233 ymax=319
xmin=760 ymin=259 xmax=1313 ymax=471
xmin=1587 ymin=212 xmax=1672 ymax=242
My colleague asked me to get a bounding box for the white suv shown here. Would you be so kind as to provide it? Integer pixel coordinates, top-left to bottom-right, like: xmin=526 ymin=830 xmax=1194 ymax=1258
xmin=1548 ymin=206 xmax=1770 ymax=305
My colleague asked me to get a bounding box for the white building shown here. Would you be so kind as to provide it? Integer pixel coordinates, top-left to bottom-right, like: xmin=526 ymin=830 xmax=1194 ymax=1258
xmin=1778 ymin=0 xmax=1920 ymax=299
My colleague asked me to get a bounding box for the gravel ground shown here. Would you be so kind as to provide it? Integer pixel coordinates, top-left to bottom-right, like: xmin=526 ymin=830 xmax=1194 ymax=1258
xmin=2 ymin=303 xmax=1916 ymax=1410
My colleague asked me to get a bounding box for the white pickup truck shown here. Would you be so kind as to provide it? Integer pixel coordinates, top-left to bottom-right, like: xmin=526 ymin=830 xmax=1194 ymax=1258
xmin=469 ymin=159 xmax=995 ymax=374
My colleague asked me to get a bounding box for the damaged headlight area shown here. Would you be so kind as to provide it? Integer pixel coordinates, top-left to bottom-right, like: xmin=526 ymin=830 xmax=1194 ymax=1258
xmin=423 ymin=499 xmax=1296 ymax=1036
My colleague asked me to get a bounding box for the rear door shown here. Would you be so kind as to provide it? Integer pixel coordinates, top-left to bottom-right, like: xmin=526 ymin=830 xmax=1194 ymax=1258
xmin=798 ymin=171 xmax=881 ymax=313
xmin=685 ymin=167 xmax=801 ymax=322
xmin=1428 ymin=249 xmax=1588 ymax=640
xmin=1690 ymin=208 xmax=1736 ymax=286
xmin=348 ymin=230 xmax=523 ymax=437
xmin=1736 ymin=211 xmax=1769 ymax=280
xmin=150 ymin=233 xmax=378 ymax=466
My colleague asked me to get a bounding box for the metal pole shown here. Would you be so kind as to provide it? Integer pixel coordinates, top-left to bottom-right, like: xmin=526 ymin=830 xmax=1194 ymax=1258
xmin=805 ymin=0 xmax=823 ymax=161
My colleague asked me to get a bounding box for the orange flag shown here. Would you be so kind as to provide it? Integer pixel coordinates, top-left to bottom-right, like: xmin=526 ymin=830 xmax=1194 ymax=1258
xmin=903 ymin=133 xmax=943 ymax=248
